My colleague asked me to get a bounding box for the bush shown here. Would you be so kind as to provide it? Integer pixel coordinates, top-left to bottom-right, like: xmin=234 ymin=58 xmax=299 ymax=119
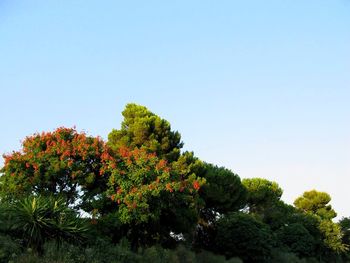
xmin=196 ymin=250 xmax=242 ymax=263
xmin=0 ymin=234 xmax=21 ymax=263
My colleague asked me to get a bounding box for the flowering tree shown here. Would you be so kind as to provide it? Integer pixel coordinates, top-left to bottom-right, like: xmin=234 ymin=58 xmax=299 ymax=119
xmin=99 ymin=145 xmax=205 ymax=247
xmin=103 ymin=146 xmax=205 ymax=224
xmin=0 ymin=127 xmax=108 ymax=212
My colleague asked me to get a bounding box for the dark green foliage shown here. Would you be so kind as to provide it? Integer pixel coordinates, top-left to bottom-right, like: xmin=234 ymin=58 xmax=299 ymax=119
xmin=339 ymin=217 xmax=350 ymax=261
xmin=5 ymin=196 xmax=88 ymax=255
xmin=276 ymin=223 xmax=316 ymax=257
xmin=8 ymin=241 xmax=243 ymax=263
xmin=215 ymin=212 xmax=274 ymax=262
xmin=199 ymin=163 xmax=246 ymax=215
xmin=242 ymin=178 xmax=283 ymax=220
xmin=194 ymin=163 xmax=247 ymax=251
xmin=287 ymin=213 xmax=323 ymax=242
xmin=263 ymin=200 xmax=296 ymax=230
xmin=0 ymin=234 xmax=21 ymax=262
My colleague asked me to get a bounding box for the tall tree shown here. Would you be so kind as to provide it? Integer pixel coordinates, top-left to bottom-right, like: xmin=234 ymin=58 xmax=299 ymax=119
xmin=194 ymin=164 xmax=247 ymax=250
xmin=294 ymin=190 xmax=348 ymax=255
xmin=108 ymin=103 xmax=183 ymax=162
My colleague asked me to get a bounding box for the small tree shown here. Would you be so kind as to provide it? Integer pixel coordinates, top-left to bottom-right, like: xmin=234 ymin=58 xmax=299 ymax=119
xmin=1 ymin=127 xmax=108 ymax=212
xmin=6 ymin=196 xmax=87 ymax=255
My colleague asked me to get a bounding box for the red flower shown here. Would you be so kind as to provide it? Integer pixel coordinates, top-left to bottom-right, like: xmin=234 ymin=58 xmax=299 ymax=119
xmin=193 ymin=180 xmax=200 ymax=191
xmin=166 ymin=183 xmax=173 ymax=192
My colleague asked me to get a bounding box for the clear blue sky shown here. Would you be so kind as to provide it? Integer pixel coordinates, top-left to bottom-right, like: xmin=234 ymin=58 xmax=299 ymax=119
xmin=1 ymin=0 xmax=349 ymax=218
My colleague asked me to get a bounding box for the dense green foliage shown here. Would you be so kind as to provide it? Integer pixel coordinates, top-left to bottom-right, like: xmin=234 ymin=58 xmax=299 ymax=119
xmin=108 ymin=103 xmax=182 ymax=162
xmin=0 ymin=103 xmax=348 ymax=262
xmin=294 ymin=190 xmax=337 ymax=220
xmin=215 ymin=212 xmax=274 ymax=262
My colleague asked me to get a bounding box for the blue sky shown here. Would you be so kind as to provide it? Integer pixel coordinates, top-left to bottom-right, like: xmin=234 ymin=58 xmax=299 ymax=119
xmin=0 ymin=0 xmax=349 ymax=218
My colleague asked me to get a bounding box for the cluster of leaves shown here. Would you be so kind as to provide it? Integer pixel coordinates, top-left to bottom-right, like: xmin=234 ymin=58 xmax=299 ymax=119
xmin=0 ymin=103 xmax=349 ymax=262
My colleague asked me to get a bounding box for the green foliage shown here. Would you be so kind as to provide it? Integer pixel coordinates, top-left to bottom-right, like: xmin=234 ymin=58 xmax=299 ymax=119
xmin=8 ymin=241 xmax=243 ymax=263
xmin=286 ymin=213 xmax=323 ymax=243
xmin=263 ymin=200 xmax=296 ymax=230
xmin=199 ymin=163 xmax=246 ymax=215
xmin=102 ymin=146 xmax=204 ymax=247
xmin=194 ymin=164 xmax=247 ymax=251
xmin=276 ymin=223 xmax=316 ymax=257
xmin=195 ymin=250 xmax=242 ymax=263
xmin=104 ymin=147 xmax=204 ymax=225
xmin=294 ymin=190 xmax=337 ymax=220
xmin=103 ymin=104 xmax=210 ymax=248
xmin=6 ymin=196 xmax=88 ymax=255
xmin=242 ymin=178 xmax=283 ymax=219
xmin=0 ymin=234 xmax=21 ymax=262
xmin=293 ymin=190 xmax=348 ymax=256
xmin=270 ymin=249 xmax=318 ymax=263
xmin=0 ymin=103 xmax=349 ymax=262
xmin=215 ymin=212 xmax=274 ymax=262
xmin=339 ymin=217 xmax=350 ymax=258
xmin=108 ymin=103 xmax=183 ymax=162
xmin=0 ymin=127 xmax=107 ymax=212
xmin=319 ymin=220 xmax=348 ymax=253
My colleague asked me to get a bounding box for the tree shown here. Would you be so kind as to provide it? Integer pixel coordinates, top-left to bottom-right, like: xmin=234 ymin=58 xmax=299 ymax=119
xmin=108 ymin=103 xmax=183 ymax=162
xmin=319 ymin=220 xmax=348 ymax=254
xmin=242 ymin=178 xmax=283 ymax=219
xmin=294 ymin=190 xmax=348 ymax=256
xmin=294 ymin=190 xmax=337 ymax=220
xmin=5 ymin=196 xmax=87 ymax=255
xmin=102 ymin=146 xmax=205 ymax=247
xmin=276 ymin=222 xmax=316 ymax=257
xmin=199 ymin=163 xmax=246 ymax=215
xmin=0 ymin=127 xmax=108 ymax=212
xmin=194 ymin=164 xmax=247 ymax=250
xmin=106 ymin=104 xmax=208 ymax=247
xmin=215 ymin=212 xmax=274 ymax=262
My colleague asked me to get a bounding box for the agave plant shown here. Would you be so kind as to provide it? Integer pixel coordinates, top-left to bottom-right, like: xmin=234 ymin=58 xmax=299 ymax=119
xmin=8 ymin=195 xmax=88 ymax=255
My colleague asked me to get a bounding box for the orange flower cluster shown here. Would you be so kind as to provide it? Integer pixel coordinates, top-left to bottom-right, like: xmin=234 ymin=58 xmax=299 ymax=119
xmin=2 ymin=127 xmax=108 ymax=192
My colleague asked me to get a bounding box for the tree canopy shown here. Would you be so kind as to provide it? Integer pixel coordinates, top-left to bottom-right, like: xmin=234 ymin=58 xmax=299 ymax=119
xmin=0 ymin=103 xmax=348 ymax=262
xmin=294 ymin=190 xmax=337 ymax=220
xmin=0 ymin=127 xmax=107 ymax=212
xmin=108 ymin=103 xmax=183 ymax=162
